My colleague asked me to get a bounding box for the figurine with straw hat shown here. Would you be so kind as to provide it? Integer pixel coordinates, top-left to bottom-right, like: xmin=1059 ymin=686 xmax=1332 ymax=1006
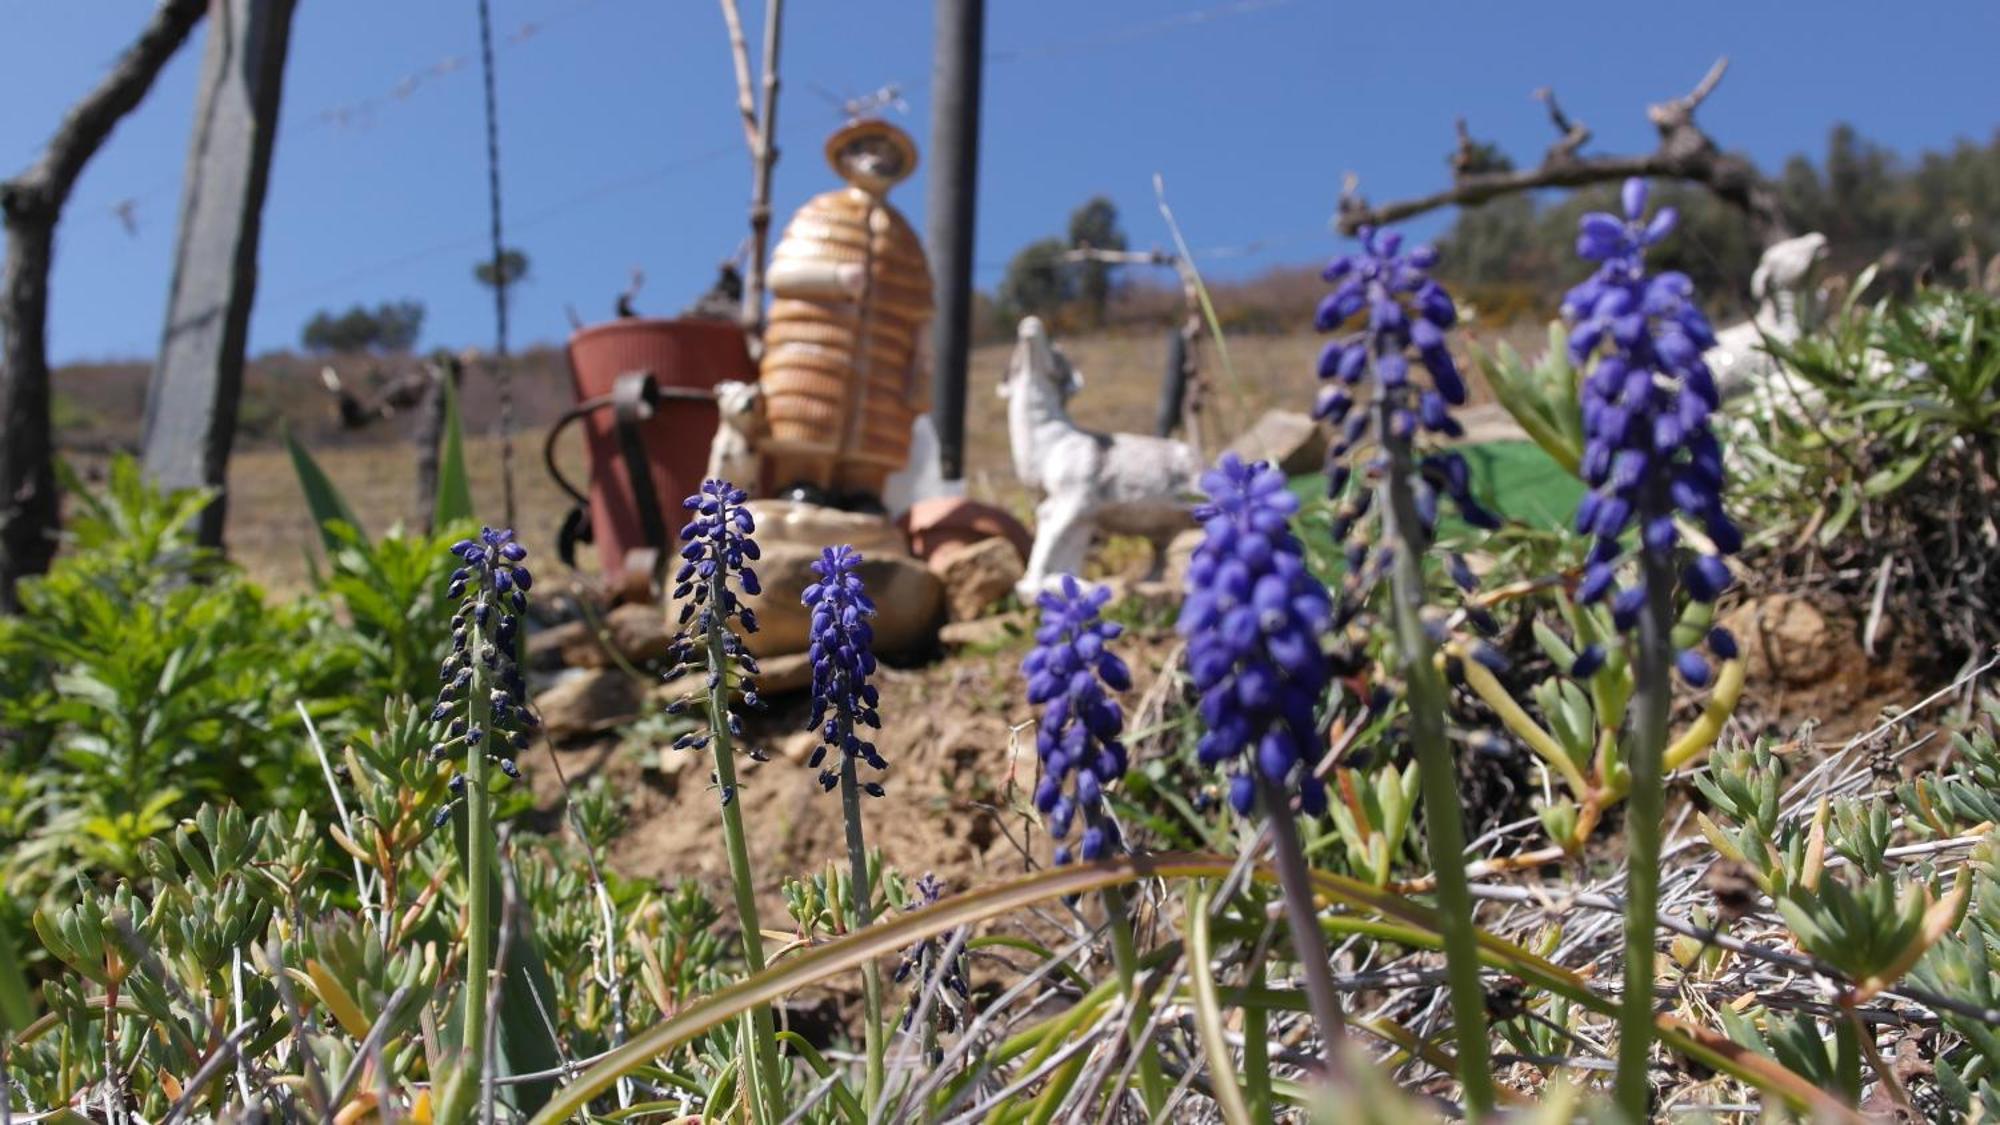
xmin=757 ymin=118 xmax=934 ymax=512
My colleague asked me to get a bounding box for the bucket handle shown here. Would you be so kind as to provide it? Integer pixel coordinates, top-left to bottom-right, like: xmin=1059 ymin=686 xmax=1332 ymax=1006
xmin=543 ymin=370 xmax=716 ymax=573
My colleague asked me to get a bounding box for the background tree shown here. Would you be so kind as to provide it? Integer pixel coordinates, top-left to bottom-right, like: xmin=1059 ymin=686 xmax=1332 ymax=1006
xmin=996 ymin=237 xmax=1072 ymax=326
xmin=473 ymin=247 xmax=531 ymax=291
xmin=1066 ymin=196 xmax=1127 ymax=326
xmin=300 ymin=300 xmax=425 ymax=354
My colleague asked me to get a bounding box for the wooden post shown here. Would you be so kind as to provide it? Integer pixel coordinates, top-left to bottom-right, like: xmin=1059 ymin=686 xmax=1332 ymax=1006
xmin=141 ymin=0 xmax=298 ymax=547
xmin=412 ymin=351 xmax=466 ymax=531
xmin=925 ymin=0 xmax=986 ymax=482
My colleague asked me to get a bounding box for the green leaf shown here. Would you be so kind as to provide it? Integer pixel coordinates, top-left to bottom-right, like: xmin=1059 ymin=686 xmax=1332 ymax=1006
xmin=285 ymin=424 xmax=368 ymax=553
xmin=433 ymin=375 xmax=475 ymax=533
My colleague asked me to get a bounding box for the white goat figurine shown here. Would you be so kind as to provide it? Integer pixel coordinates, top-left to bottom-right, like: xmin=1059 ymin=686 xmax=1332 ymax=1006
xmin=705 ymin=380 xmax=766 ymax=489
xmin=1002 ymin=316 xmax=1201 ymax=597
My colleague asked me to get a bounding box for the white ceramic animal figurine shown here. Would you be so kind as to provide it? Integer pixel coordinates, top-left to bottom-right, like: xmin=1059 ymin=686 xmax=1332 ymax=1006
xmin=1003 ymin=316 xmax=1201 ymax=598
xmin=1707 ymin=231 xmax=1830 ymax=403
xmin=706 ymin=380 xmax=766 ymax=490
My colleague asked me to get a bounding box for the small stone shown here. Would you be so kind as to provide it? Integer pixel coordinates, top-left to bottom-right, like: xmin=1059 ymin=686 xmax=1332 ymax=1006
xmin=755 ymin=651 xmax=814 ymax=696
xmin=527 ymin=620 xmax=590 ymax=671
xmin=533 ymin=668 xmax=642 ymax=742
xmin=899 ymin=497 xmax=1034 ymax=563
xmin=602 ymin=603 xmax=673 ymax=664
xmin=1719 ymin=594 xmax=1839 ymax=687
xmin=1225 ymin=410 xmax=1327 ymax=476
xmin=939 ymin=614 xmax=1026 ymax=650
xmin=931 ymin=538 xmax=1025 ymax=621
xmin=780 ymin=729 xmax=820 ymax=764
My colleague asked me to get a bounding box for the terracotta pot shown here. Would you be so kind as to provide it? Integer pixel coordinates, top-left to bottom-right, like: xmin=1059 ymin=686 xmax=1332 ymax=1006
xmin=566 ymin=318 xmax=754 ymax=583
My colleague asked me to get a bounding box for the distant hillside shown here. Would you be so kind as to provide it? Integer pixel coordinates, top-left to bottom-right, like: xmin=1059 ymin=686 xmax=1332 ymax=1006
xmin=52 ymin=346 xmax=577 ymax=456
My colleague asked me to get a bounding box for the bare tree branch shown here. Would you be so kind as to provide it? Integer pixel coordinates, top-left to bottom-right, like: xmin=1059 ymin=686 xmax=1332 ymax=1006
xmin=1 ymin=0 xmax=207 ymax=610
xmin=1532 ymin=86 xmax=1591 ymax=165
xmin=1338 ymin=57 xmax=1790 ymax=248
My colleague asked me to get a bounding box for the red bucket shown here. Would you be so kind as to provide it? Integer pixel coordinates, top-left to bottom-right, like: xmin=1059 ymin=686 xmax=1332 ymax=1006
xmin=565 ymin=318 xmax=755 ymax=584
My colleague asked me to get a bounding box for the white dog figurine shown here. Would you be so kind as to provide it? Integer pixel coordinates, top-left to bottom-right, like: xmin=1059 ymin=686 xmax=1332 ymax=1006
xmin=1003 ymin=317 xmax=1201 ymax=598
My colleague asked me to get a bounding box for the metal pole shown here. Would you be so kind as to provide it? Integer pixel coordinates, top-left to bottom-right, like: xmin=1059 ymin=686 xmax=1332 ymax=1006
xmin=925 ymin=0 xmax=985 ymax=482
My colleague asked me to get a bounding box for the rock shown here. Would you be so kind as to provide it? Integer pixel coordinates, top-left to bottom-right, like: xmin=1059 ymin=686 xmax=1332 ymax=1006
xmin=939 ymin=613 xmax=1027 ymax=650
xmin=755 ymin=651 xmax=814 ymax=695
xmin=536 ymin=604 xmax=675 ymax=670
xmin=740 ymin=542 xmax=943 ymax=658
xmin=931 ymin=538 xmax=1025 ymax=621
xmin=534 ymin=668 xmax=642 ymax=742
xmin=1226 ymin=410 xmax=1327 ymax=476
xmin=780 ymin=729 xmax=820 ymax=764
xmin=1719 ymin=594 xmax=1840 ymax=687
xmin=527 ymin=620 xmax=590 ymax=671
xmin=748 ymin=499 xmax=905 ymax=557
xmin=667 ymin=500 xmax=945 ymax=659
xmin=601 ymin=603 xmax=674 ymax=664
xmin=899 ymin=497 xmax=1034 ymax=563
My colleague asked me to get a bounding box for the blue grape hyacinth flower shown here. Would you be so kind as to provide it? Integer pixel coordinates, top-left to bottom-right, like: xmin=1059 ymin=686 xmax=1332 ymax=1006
xmin=1563 ymin=179 xmax=1739 ymax=682
xmin=1177 ymin=454 xmax=1333 ymax=818
xmin=432 ymin=527 xmax=538 ymax=825
xmin=662 ymin=480 xmax=768 ymax=798
xmin=803 ymin=545 xmax=886 ymax=796
xmin=1022 ymin=576 xmax=1133 ymax=863
xmin=1314 ymin=226 xmax=1498 ymax=533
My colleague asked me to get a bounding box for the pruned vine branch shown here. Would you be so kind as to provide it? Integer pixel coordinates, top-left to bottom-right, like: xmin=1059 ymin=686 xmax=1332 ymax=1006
xmin=1339 ymin=57 xmax=1791 ymax=246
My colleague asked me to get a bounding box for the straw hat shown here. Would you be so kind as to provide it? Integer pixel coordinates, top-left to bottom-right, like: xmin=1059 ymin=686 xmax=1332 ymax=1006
xmin=824 ymin=119 xmax=919 ymax=195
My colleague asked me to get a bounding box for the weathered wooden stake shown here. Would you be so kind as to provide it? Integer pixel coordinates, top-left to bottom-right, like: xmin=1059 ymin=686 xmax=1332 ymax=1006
xmin=0 ymin=0 xmax=206 ymax=611
xmin=925 ymin=0 xmax=986 ymax=482
xmin=141 ymin=0 xmax=298 ymax=547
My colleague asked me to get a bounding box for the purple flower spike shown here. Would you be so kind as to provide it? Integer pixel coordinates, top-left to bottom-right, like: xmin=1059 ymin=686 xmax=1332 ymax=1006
xmin=431 ymin=527 xmax=535 ymax=824
xmin=1024 ymin=576 xmax=1131 ymax=861
xmin=1564 ymin=179 xmax=1734 ymax=622
xmin=1315 ymin=226 xmax=1485 ymax=534
xmin=803 ymin=545 xmax=885 ymax=796
xmin=1179 ymin=454 xmax=1332 ymax=818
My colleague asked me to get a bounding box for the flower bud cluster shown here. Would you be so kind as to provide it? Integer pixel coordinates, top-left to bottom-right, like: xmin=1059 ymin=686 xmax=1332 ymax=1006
xmin=1177 ymin=454 xmax=1334 ymax=817
xmin=1562 ymin=179 xmax=1739 ymax=684
xmin=1022 ymin=577 xmax=1132 ymax=862
xmin=803 ymin=545 xmax=886 ymax=796
xmin=431 ymin=527 xmax=538 ymax=826
xmin=1315 ymin=227 xmax=1499 ymax=535
xmin=662 ymin=481 xmax=767 ymax=804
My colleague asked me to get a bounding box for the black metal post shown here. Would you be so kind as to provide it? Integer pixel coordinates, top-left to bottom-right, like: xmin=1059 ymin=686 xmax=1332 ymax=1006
xmin=925 ymin=0 xmax=985 ymax=482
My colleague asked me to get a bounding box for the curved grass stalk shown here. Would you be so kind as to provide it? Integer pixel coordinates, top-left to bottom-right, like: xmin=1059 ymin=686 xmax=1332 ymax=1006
xmin=526 ymin=853 xmax=1858 ymax=1125
xmin=1185 ymin=884 xmax=1253 ymax=1125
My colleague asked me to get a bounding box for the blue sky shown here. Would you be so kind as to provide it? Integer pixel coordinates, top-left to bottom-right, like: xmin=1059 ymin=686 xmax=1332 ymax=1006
xmin=6 ymin=0 xmax=1999 ymax=364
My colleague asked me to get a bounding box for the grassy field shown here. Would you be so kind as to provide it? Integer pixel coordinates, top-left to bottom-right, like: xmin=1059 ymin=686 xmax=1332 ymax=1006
xmin=62 ymin=318 xmax=1528 ymax=588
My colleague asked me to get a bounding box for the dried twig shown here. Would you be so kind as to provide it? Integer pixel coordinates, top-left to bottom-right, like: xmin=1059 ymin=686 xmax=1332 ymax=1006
xmin=1338 ymin=58 xmax=1790 ymax=246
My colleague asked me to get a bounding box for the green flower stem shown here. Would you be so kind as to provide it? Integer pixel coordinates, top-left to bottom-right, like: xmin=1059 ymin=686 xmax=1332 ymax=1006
xmin=441 ymin=614 xmax=495 ymax=1125
xmin=707 ymin=606 xmax=783 ymax=1125
xmin=1255 ymin=772 xmax=1351 ymax=1087
xmin=1615 ymin=546 xmax=1675 ymax=1121
xmin=1379 ymin=417 xmax=1494 ymax=1118
xmin=1092 ymin=854 xmax=1168 ymax=1116
xmin=836 ymin=753 xmax=885 ymax=1111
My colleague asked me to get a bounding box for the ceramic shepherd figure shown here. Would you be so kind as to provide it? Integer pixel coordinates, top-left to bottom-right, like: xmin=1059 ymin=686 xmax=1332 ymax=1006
xmin=757 ymin=119 xmax=934 ymax=513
